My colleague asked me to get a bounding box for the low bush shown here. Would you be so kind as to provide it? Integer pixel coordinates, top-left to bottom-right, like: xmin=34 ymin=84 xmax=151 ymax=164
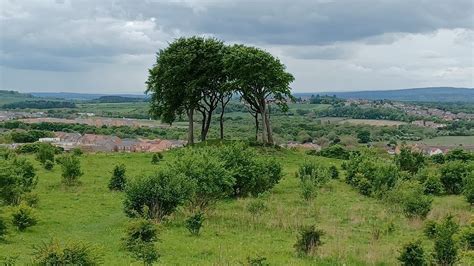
xmin=459 ymin=225 xmax=474 ymax=250
xmin=11 ymin=203 xmax=38 ymax=231
xmin=21 ymin=192 xmax=39 ymax=208
xmin=151 ymin=153 xmax=163 ymax=164
xmin=386 ymin=181 xmax=432 ymax=219
xmin=122 ymin=219 xmax=159 ymax=265
xmin=312 ymin=144 xmax=350 ymax=160
xmin=329 ymin=165 xmax=339 ymax=179
xmin=422 ymin=174 xmax=444 ymax=195
xmin=57 ymin=154 xmax=83 ymax=186
xmin=294 ymin=225 xmax=324 ymax=256
xmin=0 ymin=156 xmax=37 ymax=205
xmin=464 ymin=171 xmax=474 ymax=204
xmin=433 ymin=216 xmax=460 ymax=266
xmin=33 ymin=239 xmax=102 ymax=265
xmin=185 ymin=212 xmax=205 ymax=236
xmin=247 ymin=200 xmax=267 ymax=216
xmin=398 ymin=240 xmax=426 ymax=266
xmin=0 ymin=216 xmax=7 ymax=240
xmin=108 ymin=164 xmax=127 ymax=191
xmin=300 ymin=179 xmax=317 ymax=201
xmin=246 ymin=256 xmax=269 ymax=266
xmin=440 ymin=160 xmax=471 ymax=195
xmin=123 ymin=170 xmax=193 ymax=222
xmin=35 ymin=143 xmax=55 ymax=165
xmin=44 ymin=160 xmax=54 ymax=170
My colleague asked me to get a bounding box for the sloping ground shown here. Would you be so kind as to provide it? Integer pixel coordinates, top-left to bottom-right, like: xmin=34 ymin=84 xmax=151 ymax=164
xmin=0 ymin=150 xmax=471 ymax=264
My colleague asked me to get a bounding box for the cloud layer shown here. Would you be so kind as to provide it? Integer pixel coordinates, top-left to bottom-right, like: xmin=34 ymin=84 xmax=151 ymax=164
xmin=0 ymin=0 xmax=473 ymax=92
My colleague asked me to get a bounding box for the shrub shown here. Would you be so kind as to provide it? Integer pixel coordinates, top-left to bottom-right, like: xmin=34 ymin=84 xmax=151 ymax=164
xmin=445 ymin=148 xmax=472 ymax=162
xmin=440 ymin=160 xmax=471 ymax=195
xmin=431 ymin=153 xmax=445 ymax=164
xmin=246 ymin=256 xmax=269 ymax=266
xmin=44 ymin=160 xmax=54 ymax=170
xmin=123 ymin=219 xmax=158 ymax=249
xmin=433 ymin=215 xmax=460 ymax=266
xmin=11 ymin=203 xmax=38 ymax=231
xmin=218 ymin=143 xmax=282 ymax=197
xmin=57 ymin=154 xmax=83 ymax=186
xmin=71 ymin=147 xmax=83 ymax=156
xmin=398 ymin=240 xmax=426 ymax=266
xmin=294 ymin=225 xmax=324 ymax=256
xmin=21 ymin=192 xmax=39 ymax=207
xmin=151 ymin=153 xmax=163 ymax=164
xmin=296 ymin=162 xmax=330 ymax=185
xmin=185 ymin=212 xmax=205 ymax=236
xmin=329 ymin=165 xmax=339 ymax=179
xmin=247 ymin=200 xmax=267 ymax=216
xmin=422 ymin=173 xmax=444 ymax=195
xmin=386 ymin=181 xmax=432 ymax=219
xmin=167 ymin=148 xmax=233 ymax=210
xmin=464 ymin=171 xmax=474 ymax=204
xmin=35 ymin=143 xmax=55 ymax=165
xmin=108 ymin=164 xmax=127 ymax=191
xmin=424 ymin=220 xmax=438 ymax=239
xmin=395 ymin=146 xmax=425 ymax=174
xmin=0 ymin=157 xmax=37 ymax=205
xmin=33 ymin=239 xmax=102 ymax=265
xmin=300 ymin=179 xmax=317 ymax=201
xmin=0 ymin=216 xmax=7 ymax=240
xmin=122 ymin=219 xmax=159 ymax=265
xmin=123 ymin=170 xmax=193 ymax=222
xmin=313 ymin=144 xmax=350 ymax=160
xmin=459 ymin=225 xmax=474 ymax=250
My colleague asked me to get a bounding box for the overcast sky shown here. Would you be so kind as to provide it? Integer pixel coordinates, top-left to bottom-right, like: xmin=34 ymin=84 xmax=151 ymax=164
xmin=1 ymin=0 xmax=473 ymax=94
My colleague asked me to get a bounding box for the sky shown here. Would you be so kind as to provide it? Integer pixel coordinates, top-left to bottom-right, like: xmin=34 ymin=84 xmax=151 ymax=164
xmin=0 ymin=0 xmax=473 ymax=94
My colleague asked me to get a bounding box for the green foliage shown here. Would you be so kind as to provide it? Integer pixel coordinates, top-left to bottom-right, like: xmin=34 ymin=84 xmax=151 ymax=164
xmin=398 ymin=240 xmax=426 ymax=266
xmin=433 ymin=216 xmax=460 ymax=266
xmin=329 ymin=165 xmax=339 ymax=179
xmin=123 ymin=170 xmax=193 ymax=222
xmin=459 ymin=224 xmax=474 ymax=250
xmin=294 ymin=225 xmax=324 ymax=256
xmin=11 ymin=203 xmax=38 ymax=231
xmin=0 ymin=216 xmax=7 ymax=240
xmin=424 ymin=220 xmax=438 ymax=239
xmin=0 ymin=155 xmax=37 ymax=205
xmin=464 ymin=171 xmax=474 ymax=204
xmin=218 ymin=143 xmax=282 ymax=197
xmin=33 ymin=239 xmax=102 ymax=265
xmin=246 ymin=256 xmax=269 ymax=266
xmin=3 ymin=100 xmax=76 ymax=109
xmin=72 ymin=147 xmax=83 ymax=156
xmin=345 ymin=151 xmax=399 ymax=198
xmin=312 ymin=144 xmax=351 ymax=160
xmin=386 ymin=181 xmax=432 ymax=219
xmin=108 ymin=164 xmax=127 ymax=191
xmin=122 ymin=219 xmax=159 ymax=265
xmin=247 ymin=200 xmax=267 ymax=216
xmin=395 ymin=146 xmax=425 ymax=174
xmin=431 ymin=153 xmax=445 ymax=164
xmin=300 ymin=179 xmax=317 ymax=201
xmin=57 ymin=154 xmax=83 ymax=186
xmin=445 ymin=148 xmax=472 ymax=162
xmin=21 ymin=192 xmax=39 ymax=208
xmin=296 ymin=162 xmax=330 ymax=185
xmin=440 ymin=160 xmax=471 ymax=195
xmin=151 ymin=153 xmax=163 ymax=164
xmin=167 ymin=148 xmax=233 ymax=210
xmin=35 ymin=143 xmax=56 ymax=165
xmin=185 ymin=212 xmax=205 ymax=236
xmin=44 ymin=159 xmax=54 ymax=170
xmin=10 ymin=130 xmax=52 ymax=143
xmin=422 ymin=173 xmax=444 ymax=195
xmin=357 ymin=130 xmax=371 ymax=143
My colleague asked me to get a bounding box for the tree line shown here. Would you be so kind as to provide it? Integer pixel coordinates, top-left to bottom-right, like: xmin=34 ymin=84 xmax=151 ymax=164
xmin=146 ymin=36 xmax=294 ymax=145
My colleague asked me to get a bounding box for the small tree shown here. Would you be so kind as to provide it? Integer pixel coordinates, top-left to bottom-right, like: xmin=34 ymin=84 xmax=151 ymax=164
xmin=35 ymin=143 xmax=55 ymax=167
xmin=433 ymin=216 xmax=460 ymax=266
xmin=398 ymin=240 xmax=426 ymax=266
xmin=33 ymin=239 xmax=102 ymax=265
xmin=396 ymin=146 xmax=425 ymax=174
xmin=329 ymin=165 xmax=339 ymax=179
xmin=44 ymin=160 xmax=54 ymax=170
xmin=440 ymin=161 xmax=470 ymax=195
xmin=151 ymin=153 xmax=163 ymax=164
xmin=123 ymin=170 xmax=193 ymax=222
xmin=357 ymin=130 xmax=371 ymax=143
xmin=185 ymin=212 xmax=205 ymax=236
xmin=109 ymin=164 xmax=127 ymax=191
xmin=464 ymin=171 xmax=474 ymax=205
xmin=294 ymin=225 xmax=324 ymax=256
xmin=0 ymin=157 xmax=37 ymax=205
xmin=57 ymin=154 xmax=83 ymax=186
xmin=11 ymin=203 xmax=38 ymax=231
xmin=123 ymin=219 xmax=159 ymax=265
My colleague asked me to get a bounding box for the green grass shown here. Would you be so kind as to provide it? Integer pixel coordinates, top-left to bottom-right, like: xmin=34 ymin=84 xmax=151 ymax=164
xmin=418 ymin=136 xmax=474 ymax=146
xmin=0 ymin=149 xmax=472 ymax=265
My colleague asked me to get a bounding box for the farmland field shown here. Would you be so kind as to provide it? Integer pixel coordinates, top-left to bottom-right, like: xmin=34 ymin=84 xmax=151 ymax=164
xmin=418 ymin=136 xmax=474 ymax=146
xmin=339 ymin=119 xmax=407 ymax=126
xmin=0 ymin=148 xmax=471 ymax=265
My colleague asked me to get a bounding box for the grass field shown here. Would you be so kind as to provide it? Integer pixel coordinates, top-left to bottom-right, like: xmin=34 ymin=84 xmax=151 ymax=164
xmin=0 ymin=147 xmax=472 ymax=265
xmin=340 ymin=119 xmax=407 ymax=126
xmin=418 ymin=136 xmax=474 ymax=146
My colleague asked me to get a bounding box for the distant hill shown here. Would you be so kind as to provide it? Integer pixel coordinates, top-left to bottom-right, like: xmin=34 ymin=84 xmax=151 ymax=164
xmin=31 ymin=92 xmax=147 ymax=101
xmin=91 ymin=95 xmax=147 ymax=103
xmin=0 ymin=90 xmax=35 ymax=105
xmin=296 ymin=87 xmax=474 ymax=102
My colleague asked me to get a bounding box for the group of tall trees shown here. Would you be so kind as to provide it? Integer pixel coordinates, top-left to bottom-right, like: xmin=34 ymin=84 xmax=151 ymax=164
xmin=146 ymin=37 xmax=294 ymax=145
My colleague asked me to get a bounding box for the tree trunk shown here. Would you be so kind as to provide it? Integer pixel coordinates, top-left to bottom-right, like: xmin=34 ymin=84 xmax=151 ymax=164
xmin=264 ymin=108 xmax=273 ymax=145
xmin=187 ymin=109 xmax=194 ymax=145
xmin=203 ymin=111 xmax=212 ymax=140
xmin=254 ymin=113 xmax=259 ymax=141
xmin=200 ymin=110 xmax=206 ymax=141
xmin=219 ymin=109 xmax=225 ymax=140
xmin=260 ymin=104 xmax=268 ymax=144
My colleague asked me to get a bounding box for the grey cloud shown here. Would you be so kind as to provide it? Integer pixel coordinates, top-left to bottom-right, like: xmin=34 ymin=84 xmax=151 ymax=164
xmin=281 ymin=45 xmax=354 ymax=60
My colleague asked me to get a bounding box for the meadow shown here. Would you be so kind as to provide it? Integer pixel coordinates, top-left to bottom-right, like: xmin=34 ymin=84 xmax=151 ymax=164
xmin=0 ymin=147 xmax=472 ymax=265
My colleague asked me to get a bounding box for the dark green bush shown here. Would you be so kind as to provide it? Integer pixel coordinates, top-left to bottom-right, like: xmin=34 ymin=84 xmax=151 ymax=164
xmin=247 ymin=200 xmax=267 ymax=216
xmin=122 ymin=219 xmax=159 ymax=265
xmin=398 ymin=240 xmax=426 ymax=266
xmin=108 ymin=164 xmax=127 ymax=191
xmin=185 ymin=212 xmax=205 ymax=236
xmin=33 ymin=239 xmax=102 ymax=265
xmin=464 ymin=171 xmax=474 ymax=204
xmin=424 ymin=220 xmax=438 ymax=239
xmin=329 ymin=165 xmax=339 ymax=179
xmin=0 ymin=216 xmax=7 ymax=240
xmin=57 ymin=154 xmax=83 ymax=186
xmin=422 ymin=174 xmax=443 ymax=195
xmin=44 ymin=160 xmax=54 ymax=170
xmin=11 ymin=203 xmax=38 ymax=231
xmin=123 ymin=170 xmax=193 ymax=222
xmin=151 ymin=153 xmax=163 ymax=164
xmin=71 ymin=147 xmax=83 ymax=156
xmin=440 ymin=161 xmax=471 ymax=195
xmin=395 ymin=146 xmax=425 ymax=174
xmin=312 ymin=144 xmax=350 ymax=160
xmin=35 ymin=143 xmax=55 ymax=165
xmin=246 ymin=256 xmax=269 ymax=266
xmin=294 ymin=225 xmax=324 ymax=256
xmin=386 ymin=181 xmax=432 ymax=219
xmin=0 ymin=156 xmax=37 ymax=205
xmin=433 ymin=216 xmax=460 ymax=266
xmin=21 ymin=192 xmax=39 ymax=208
